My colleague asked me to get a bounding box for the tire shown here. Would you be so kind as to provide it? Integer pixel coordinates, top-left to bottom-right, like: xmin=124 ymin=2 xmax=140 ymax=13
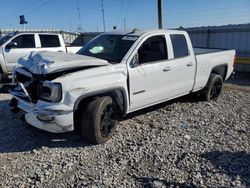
xmin=81 ymin=96 xmax=117 ymax=144
xmin=0 ymin=73 xmax=10 ymax=83
xmin=202 ymin=73 xmax=223 ymax=101
xmin=0 ymin=73 xmax=4 ymax=82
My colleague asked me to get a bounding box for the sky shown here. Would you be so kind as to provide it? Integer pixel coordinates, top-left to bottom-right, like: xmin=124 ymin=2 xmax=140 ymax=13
xmin=0 ymin=0 xmax=250 ymax=32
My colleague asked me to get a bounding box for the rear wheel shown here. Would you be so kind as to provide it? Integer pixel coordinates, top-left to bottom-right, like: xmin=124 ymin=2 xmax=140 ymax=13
xmin=202 ymin=73 xmax=223 ymax=101
xmin=81 ymin=96 xmax=117 ymax=144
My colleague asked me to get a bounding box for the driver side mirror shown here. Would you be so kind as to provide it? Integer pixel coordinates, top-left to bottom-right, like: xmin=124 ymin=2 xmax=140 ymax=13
xmin=130 ymin=53 xmax=139 ymax=68
xmin=6 ymin=41 xmax=17 ymax=49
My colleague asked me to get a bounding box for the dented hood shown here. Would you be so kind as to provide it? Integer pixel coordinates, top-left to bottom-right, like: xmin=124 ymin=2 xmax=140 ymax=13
xmin=18 ymin=51 xmax=110 ymax=74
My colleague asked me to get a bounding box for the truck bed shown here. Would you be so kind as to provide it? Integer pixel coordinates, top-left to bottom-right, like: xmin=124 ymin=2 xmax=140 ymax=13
xmin=193 ymin=48 xmax=235 ymax=92
xmin=194 ymin=47 xmax=225 ymax=55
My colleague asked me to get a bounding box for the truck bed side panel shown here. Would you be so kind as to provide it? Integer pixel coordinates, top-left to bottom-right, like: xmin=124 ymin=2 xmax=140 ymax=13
xmin=194 ymin=47 xmax=224 ymax=55
xmin=193 ymin=50 xmax=235 ymax=91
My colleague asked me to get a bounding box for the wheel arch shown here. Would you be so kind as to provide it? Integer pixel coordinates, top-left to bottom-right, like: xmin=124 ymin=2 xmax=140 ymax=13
xmin=210 ymin=64 xmax=228 ymax=81
xmin=73 ymin=87 xmax=128 ymax=118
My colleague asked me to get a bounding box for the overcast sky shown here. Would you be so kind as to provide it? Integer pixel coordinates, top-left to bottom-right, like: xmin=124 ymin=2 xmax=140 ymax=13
xmin=0 ymin=0 xmax=249 ymax=32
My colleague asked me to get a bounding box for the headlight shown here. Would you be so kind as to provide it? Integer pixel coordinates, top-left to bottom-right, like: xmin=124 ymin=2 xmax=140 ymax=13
xmin=39 ymin=81 xmax=62 ymax=103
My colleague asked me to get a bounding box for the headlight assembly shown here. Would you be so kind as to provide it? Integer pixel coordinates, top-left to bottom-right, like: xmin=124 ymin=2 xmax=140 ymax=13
xmin=39 ymin=81 xmax=62 ymax=103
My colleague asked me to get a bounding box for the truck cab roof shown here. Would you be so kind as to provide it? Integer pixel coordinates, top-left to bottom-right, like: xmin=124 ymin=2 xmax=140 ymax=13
xmin=103 ymin=29 xmax=187 ymax=37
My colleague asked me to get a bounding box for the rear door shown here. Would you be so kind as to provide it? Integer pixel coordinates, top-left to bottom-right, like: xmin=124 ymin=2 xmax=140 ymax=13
xmin=4 ymin=34 xmax=36 ymax=72
xmin=166 ymin=34 xmax=196 ymax=96
xmin=38 ymin=34 xmax=65 ymax=52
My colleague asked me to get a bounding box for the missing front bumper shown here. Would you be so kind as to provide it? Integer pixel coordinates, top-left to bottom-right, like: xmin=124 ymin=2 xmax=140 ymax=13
xmin=25 ymin=110 xmax=74 ymax=133
xmin=10 ymin=94 xmax=74 ymax=133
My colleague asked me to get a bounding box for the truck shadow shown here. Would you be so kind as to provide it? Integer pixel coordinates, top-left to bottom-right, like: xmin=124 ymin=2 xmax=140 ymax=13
xmin=201 ymin=151 xmax=250 ymax=187
xmin=124 ymin=93 xmax=202 ymax=120
xmin=0 ymin=97 xmax=89 ymax=153
xmin=0 ymin=119 xmax=89 ymax=153
xmin=0 ymin=93 xmax=201 ymax=153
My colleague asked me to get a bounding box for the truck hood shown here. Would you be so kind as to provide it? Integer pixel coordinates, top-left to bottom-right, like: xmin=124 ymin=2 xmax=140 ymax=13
xmin=18 ymin=51 xmax=110 ymax=74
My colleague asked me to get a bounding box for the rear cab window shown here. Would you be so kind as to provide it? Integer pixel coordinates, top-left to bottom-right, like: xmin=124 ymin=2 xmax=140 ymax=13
xmin=39 ymin=34 xmax=60 ymax=47
xmin=170 ymin=34 xmax=189 ymax=58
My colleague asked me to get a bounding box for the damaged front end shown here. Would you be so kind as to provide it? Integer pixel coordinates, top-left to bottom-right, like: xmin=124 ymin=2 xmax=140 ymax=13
xmin=9 ymin=67 xmax=74 ymax=133
xmin=9 ymin=51 xmax=110 ymax=133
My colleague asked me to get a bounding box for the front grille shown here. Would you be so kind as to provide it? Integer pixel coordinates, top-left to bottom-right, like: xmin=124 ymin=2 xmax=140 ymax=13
xmin=16 ymin=71 xmax=32 ymax=83
xmin=15 ymin=69 xmax=41 ymax=103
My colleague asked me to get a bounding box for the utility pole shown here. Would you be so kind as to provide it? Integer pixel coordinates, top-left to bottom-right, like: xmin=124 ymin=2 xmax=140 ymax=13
xmin=69 ymin=16 xmax=72 ymax=32
xmin=123 ymin=17 xmax=126 ymax=31
xmin=77 ymin=0 xmax=82 ymax=31
xmin=101 ymin=0 xmax=106 ymax=32
xmin=157 ymin=0 xmax=163 ymax=29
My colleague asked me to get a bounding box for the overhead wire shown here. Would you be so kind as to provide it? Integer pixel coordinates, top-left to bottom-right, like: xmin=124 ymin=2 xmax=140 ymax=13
xmin=115 ymin=0 xmax=125 ymax=26
xmin=164 ymin=5 xmax=249 ymax=17
xmin=23 ymin=0 xmax=50 ymax=15
xmin=0 ymin=0 xmax=50 ymax=21
xmin=124 ymin=0 xmax=131 ymax=18
xmin=122 ymin=0 xmax=131 ymax=29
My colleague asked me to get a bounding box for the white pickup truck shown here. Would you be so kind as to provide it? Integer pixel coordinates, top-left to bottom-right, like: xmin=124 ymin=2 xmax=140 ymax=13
xmin=9 ymin=29 xmax=235 ymax=144
xmin=0 ymin=32 xmax=82 ymax=81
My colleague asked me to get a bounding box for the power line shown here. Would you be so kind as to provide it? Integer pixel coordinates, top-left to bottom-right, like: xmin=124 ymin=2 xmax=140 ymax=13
xmin=124 ymin=9 xmax=250 ymax=23
xmin=128 ymin=14 xmax=250 ymax=25
xmin=24 ymin=0 xmax=50 ymax=15
xmin=164 ymin=5 xmax=250 ymax=17
xmin=167 ymin=16 xmax=250 ymax=25
xmin=20 ymin=0 xmax=43 ymax=13
xmin=123 ymin=0 xmax=131 ymax=30
xmin=116 ymin=0 xmax=125 ymax=27
xmin=0 ymin=0 xmax=50 ymax=21
xmin=123 ymin=5 xmax=249 ymax=22
xmin=127 ymin=14 xmax=250 ymax=29
xmin=0 ymin=0 xmax=38 ymax=18
xmin=168 ymin=11 xmax=250 ymax=23
xmin=124 ymin=0 xmax=131 ymax=18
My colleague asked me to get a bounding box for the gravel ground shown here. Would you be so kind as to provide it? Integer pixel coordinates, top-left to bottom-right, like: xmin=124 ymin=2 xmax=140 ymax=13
xmin=0 ymin=77 xmax=249 ymax=188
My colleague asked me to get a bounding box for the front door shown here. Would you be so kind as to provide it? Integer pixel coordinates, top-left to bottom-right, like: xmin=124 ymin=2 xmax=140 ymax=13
xmin=128 ymin=35 xmax=170 ymax=111
xmin=4 ymin=34 xmax=36 ymax=72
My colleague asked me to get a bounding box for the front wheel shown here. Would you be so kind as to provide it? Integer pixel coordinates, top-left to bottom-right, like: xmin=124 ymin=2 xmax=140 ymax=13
xmin=202 ymin=73 xmax=223 ymax=101
xmin=82 ymin=96 xmax=117 ymax=144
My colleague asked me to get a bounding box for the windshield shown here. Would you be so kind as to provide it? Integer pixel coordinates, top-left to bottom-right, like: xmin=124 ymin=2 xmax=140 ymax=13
xmin=77 ymin=34 xmax=138 ymax=64
xmin=0 ymin=34 xmax=14 ymax=46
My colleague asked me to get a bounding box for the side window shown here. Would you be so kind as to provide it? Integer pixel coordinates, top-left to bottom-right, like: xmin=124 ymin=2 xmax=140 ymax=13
xmin=11 ymin=34 xmax=35 ymax=48
xmin=138 ymin=35 xmax=168 ymax=64
xmin=39 ymin=35 xmax=60 ymax=47
xmin=170 ymin=34 xmax=189 ymax=58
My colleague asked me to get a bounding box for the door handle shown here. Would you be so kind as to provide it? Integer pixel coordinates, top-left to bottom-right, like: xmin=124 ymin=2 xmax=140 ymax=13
xmin=163 ymin=67 xmax=171 ymax=72
xmin=187 ymin=62 xmax=193 ymax=67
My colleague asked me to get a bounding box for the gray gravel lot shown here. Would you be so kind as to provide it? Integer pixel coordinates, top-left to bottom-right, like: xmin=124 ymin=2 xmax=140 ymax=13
xmin=0 ymin=77 xmax=249 ymax=188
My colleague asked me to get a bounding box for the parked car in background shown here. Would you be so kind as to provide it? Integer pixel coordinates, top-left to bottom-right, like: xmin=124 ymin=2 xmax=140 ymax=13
xmin=10 ymin=29 xmax=235 ymax=144
xmin=0 ymin=32 xmax=82 ymax=82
